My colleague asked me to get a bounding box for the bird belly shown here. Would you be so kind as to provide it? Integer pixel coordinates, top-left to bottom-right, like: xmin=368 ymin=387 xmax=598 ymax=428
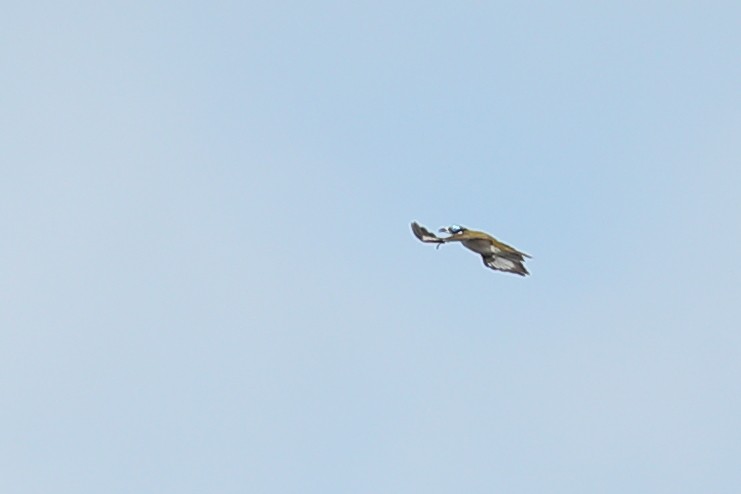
xmin=462 ymin=239 xmax=499 ymax=255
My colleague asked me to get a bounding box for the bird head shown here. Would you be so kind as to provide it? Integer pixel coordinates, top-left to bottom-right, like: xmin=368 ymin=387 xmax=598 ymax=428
xmin=439 ymin=225 xmax=466 ymax=235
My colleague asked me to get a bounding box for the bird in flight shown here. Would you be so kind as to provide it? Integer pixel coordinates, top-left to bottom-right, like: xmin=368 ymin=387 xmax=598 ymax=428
xmin=411 ymin=221 xmax=531 ymax=276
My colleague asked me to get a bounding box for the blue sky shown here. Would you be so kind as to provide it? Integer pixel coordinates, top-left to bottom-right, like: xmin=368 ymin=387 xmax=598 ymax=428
xmin=2 ymin=2 xmax=740 ymax=493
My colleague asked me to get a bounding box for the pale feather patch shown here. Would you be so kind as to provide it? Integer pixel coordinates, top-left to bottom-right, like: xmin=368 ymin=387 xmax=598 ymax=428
xmin=484 ymin=256 xmax=527 ymax=274
xmin=486 ymin=256 xmax=518 ymax=271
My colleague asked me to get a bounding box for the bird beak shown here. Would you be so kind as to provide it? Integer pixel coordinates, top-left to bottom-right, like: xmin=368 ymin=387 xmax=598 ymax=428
xmin=438 ymin=227 xmax=450 ymax=233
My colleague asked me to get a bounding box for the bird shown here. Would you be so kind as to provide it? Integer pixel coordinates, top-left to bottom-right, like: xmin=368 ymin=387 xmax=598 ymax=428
xmin=411 ymin=221 xmax=531 ymax=276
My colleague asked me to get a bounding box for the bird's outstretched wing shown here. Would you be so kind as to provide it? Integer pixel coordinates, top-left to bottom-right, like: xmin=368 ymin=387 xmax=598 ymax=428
xmin=490 ymin=238 xmax=531 ymax=260
xmin=482 ymin=254 xmax=529 ymax=276
xmin=411 ymin=221 xmax=444 ymax=244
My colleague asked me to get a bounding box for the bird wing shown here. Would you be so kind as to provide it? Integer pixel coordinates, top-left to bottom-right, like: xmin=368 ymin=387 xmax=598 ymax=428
xmin=411 ymin=222 xmax=444 ymax=244
xmin=489 ymin=237 xmax=531 ymax=260
xmin=482 ymin=254 xmax=529 ymax=276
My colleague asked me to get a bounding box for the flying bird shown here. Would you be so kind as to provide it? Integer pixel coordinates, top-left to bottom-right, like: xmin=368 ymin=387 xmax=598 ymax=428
xmin=411 ymin=221 xmax=531 ymax=276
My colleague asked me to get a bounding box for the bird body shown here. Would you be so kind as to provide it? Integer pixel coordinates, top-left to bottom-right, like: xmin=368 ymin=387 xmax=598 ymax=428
xmin=411 ymin=221 xmax=531 ymax=276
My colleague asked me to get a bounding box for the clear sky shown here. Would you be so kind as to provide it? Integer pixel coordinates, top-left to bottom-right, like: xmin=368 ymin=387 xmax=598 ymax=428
xmin=2 ymin=2 xmax=740 ymax=493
